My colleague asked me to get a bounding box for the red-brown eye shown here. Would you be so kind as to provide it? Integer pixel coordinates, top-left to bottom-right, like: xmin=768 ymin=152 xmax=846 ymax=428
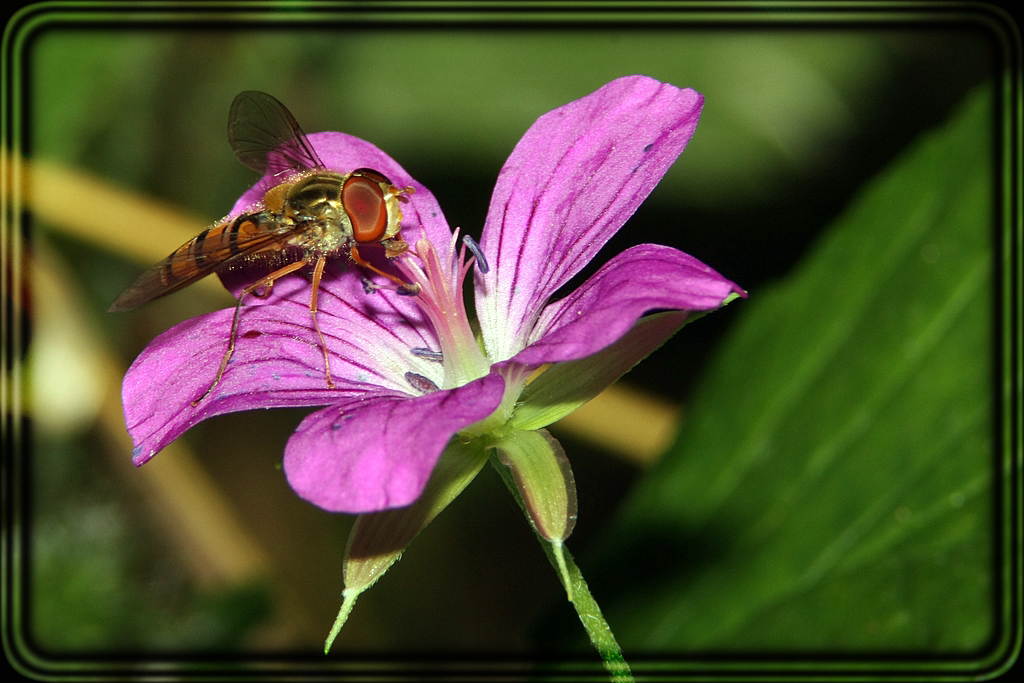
xmin=350 ymin=168 xmax=393 ymax=186
xmin=342 ymin=175 xmax=388 ymax=242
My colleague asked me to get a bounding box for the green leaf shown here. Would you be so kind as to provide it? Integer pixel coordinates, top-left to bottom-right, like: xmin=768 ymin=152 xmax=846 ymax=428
xmin=588 ymin=84 xmax=1001 ymax=656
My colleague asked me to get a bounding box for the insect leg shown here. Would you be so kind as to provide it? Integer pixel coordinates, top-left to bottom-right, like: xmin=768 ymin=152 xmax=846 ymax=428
xmin=192 ymin=258 xmax=310 ymax=405
xmin=253 ymin=281 xmax=275 ymax=298
xmin=308 ymin=255 xmax=335 ymax=389
xmin=350 ymin=245 xmax=420 ymax=294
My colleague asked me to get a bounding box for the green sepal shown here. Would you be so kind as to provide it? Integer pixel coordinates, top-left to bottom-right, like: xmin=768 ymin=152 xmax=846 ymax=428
xmin=512 ymin=311 xmax=689 ymax=431
xmin=324 ymin=437 xmax=489 ymax=653
xmin=490 ymin=428 xmax=577 ymax=597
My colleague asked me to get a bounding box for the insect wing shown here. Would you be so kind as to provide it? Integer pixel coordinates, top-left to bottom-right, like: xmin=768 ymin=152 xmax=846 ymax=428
xmin=228 ymin=90 xmax=326 ymax=176
xmin=108 ymin=215 xmax=298 ymax=312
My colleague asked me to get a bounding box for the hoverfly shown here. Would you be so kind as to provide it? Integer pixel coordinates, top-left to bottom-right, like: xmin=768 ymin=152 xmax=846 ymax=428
xmin=110 ymin=91 xmax=416 ymax=403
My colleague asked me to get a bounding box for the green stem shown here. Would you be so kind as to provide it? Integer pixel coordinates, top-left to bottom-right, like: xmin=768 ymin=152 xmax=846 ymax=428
xmin=490 ymin=455 xmax=633 ymax=683
xmin=539 ymin=541 xmax=634 ymax=683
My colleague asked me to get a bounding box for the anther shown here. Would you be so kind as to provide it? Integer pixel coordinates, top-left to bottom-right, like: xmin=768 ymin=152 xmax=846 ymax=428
xmin=405 ymin=371 xmax=439 ymax=393
xmin=398 ymin=283 xmax=422 ymax=296
xmin=462 ymin=234 xmax=489 ymax=274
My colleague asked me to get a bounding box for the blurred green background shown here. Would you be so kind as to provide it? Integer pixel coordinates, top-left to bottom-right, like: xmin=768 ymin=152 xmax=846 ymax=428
xmin=10 ymin=4 xmax=1010 ymax=673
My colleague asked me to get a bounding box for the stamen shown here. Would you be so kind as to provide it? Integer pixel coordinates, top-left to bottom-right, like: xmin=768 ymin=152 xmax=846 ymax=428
xmin=398 ymin=283 xmax=422 ymax=296
xmin=462 ymin=234 xmax=489 ymax=274
xmin=393 ymin=234 xmax=492 ymax=388
xmin=410 ymin=347 xmax=444 ymax=362
xmin=405 ymin=371 xmax=439 ymax=393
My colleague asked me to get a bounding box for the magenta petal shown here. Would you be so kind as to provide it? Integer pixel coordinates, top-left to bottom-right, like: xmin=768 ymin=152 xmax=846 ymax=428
xmin=124 ymin=265 xmax=442 ymax=467
xmin=124 ymin=308 xmax=330 ymax=466
xmin=511 ymin=244 xmax=743 ymax=366
xmin=477 ymin=75 xmax=704 ymax=361
xmin=283 ymin=373 xmax=505 ymax=513
xmin=124 ymin=128 xmax=456 ymax=470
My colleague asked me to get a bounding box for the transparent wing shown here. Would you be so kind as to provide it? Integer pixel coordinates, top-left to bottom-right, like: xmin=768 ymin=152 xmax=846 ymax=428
xmin=227 ymin=90 xmax=325 ymax=176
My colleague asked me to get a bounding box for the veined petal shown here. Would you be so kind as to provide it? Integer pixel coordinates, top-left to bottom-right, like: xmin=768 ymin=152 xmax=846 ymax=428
xmin=476 ymin=75 xmax=704 ymax=361
xmin=512 ymin=244 xmax=743 ymax=367
xmin=124 ymin=265 xmax=442 ymax=466
xmin=124 ymin=308 xmax=332 ymax=467
xmin=283 ymin=372 xmax=505 ymax=513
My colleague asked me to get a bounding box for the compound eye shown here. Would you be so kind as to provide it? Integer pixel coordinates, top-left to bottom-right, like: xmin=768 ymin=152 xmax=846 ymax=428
xmin=351 ymin=168 xmax=394 ymax=186
xmin=342 ymin=175 xmax=388 ymax=242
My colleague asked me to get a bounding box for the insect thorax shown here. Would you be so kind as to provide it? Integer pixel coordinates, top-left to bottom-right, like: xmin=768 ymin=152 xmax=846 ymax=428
xmin=279 ymin=173 xmax=355 ymax=254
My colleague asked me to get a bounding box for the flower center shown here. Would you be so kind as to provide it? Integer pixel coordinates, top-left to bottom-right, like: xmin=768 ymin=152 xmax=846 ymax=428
xmin=395 ymin=233 xmax=491 ymax=389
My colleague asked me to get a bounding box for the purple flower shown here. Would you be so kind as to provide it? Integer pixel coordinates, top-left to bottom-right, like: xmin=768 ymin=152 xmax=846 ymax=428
xmin=123 ymin=75 xmax=743 ymax=524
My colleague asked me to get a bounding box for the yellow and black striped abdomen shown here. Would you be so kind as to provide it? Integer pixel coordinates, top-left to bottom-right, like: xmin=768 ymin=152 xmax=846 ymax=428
xmin=108 ymin=211 xmax=298 ymax=312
